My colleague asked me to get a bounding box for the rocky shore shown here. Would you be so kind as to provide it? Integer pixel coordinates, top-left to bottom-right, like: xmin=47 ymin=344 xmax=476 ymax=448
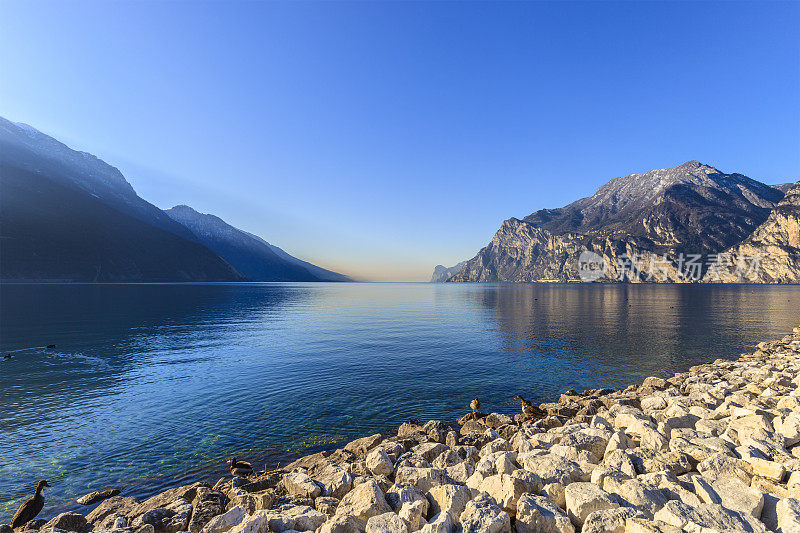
xmin=6 ymin=327 xmax=800 ymax=533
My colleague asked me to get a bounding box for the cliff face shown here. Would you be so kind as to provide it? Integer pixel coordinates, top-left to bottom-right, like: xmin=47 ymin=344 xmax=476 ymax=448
xmin=431 ymin=261 xmax=467 ymax=282
xmin=448 ymin=161 xmax=790 ymax=283
xmin=704 ymin=181 xmax=800 ymax=283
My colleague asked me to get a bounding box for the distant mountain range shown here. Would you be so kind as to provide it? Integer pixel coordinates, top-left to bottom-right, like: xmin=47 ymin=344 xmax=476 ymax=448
xmin=164 ymin=205 xmax=349 ymax=282
xmin=439 ymin=161 xmax=798 ymax=283
xmin=0 ymin=116 xmax=348 ymax=282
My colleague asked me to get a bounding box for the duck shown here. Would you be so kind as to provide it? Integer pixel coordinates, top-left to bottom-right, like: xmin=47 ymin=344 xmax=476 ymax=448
xmin=514 ymin=395 xmax=546 ymax=418
xmin=3 ymin=353 xmax=11 ymax=360
xmin=229 ymin=457 xmax=253 ymax=477
xmin=46 ymin=345 xmax=57 ymax=349
xmin=11 ymin=480 xmax=49 ymax=529
xmin=470 ymin=398 xmax=481 ymax=419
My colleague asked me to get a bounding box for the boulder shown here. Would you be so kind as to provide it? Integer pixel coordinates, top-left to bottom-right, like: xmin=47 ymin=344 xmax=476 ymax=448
xmin=283 ymin=472 xmax=322 ymax=499
xmin=457 ymin=495 xmax=510 ymax=533
xmin=234 ymin=505 xmax=325 ymax=532
xmin=345 ymin=434 xmax=383 ymax=455
xmin=564 ymin=482 xmax=620 ymax=527
xmin=515 ymin=494 xmax=574 ymax=533
xmin=691 ymin=477 xmax=722 ymax=505
xmin=41 ymin=513 xmax=87 ymax=533
xmin=77 ymin=489 xmax=121 ymax=506
xmin=747 ymin=457 xmax=786 ymax=482
xmin=335 ymin=480 xmax=391 ymax=522
xmin=398 ymin=499 xmax=426 ymax=531
xmin=314 ymin=497 xmax=340 ymax=517
xmin=314 ymin=464 xmax=354 ymax=499
xmin=653 ymin=501 xmax=767 ymax=532
xmin=710 ymin=476 xmax=765 ymax=518
xmin=86 ymin=496 xmax=141 ymax=529
xmin=613 ymin=479 xmax=669 ymax=517
xmin=696 ymin=453 xmax=753 ymax=484
xmin=317 ymin=513 xmax=366 ymax=533
xmin=477 ymin=473 xmax=540 ymax=514
xmin=365 ymin=448 xmax=394 ymax=477
xmin=385 ymin=483 xmax=428 ymax=515
xmin=413 ymin=443 xmax=449 ymax=463
xmin=199 ymin=506 xmax=247 ymax=533
xmin=188 ymin=490 xmax=228 ymax=533
xmin=776 ymin=498 xmax=800 ymax=533
xmin=426 ymin=484 xmax=471 ymax=520
xmin=559 ymin=431 xmax=609 ymax=459
xmin=484 ymin=413 xmax=513 ymax=429
xmin=419 ymin=511 xmax=455 ymax=533
xmin=394 ymin=467 xmax=450 ymax=493
xmin=227 ymin=490 xmax=276 ymax=514
xmin=582 ymin=507 xmax=644 ymax=533
xmin=365 ymin=512 xmax=406 ymax=533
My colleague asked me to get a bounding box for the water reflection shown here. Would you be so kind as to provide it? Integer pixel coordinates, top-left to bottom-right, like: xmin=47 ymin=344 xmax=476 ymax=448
xmin=1 ymin=282 xmax=798 ymax=521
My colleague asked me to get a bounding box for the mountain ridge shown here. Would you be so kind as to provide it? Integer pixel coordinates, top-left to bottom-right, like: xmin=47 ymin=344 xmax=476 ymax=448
xmin=444 ymin=161 xmax=794 ymax=283
xmin=164 ymin=205 xmax=349 ymax=282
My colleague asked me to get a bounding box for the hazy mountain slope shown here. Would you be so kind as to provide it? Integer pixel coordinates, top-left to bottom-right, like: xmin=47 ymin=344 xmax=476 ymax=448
xmin=0 ymin=116 xmax=197 ymax=241
xmin=165 ymin=205 xmax=349 ymax=282
xmin=238 ymin=230 xmax=350 ymax=282
xmin=704 ymin=181 xmax=800 ymax=283
xmin=0 ymin=165 xmax=245 ymax=282
xmin=430 ymin=261 xmax=467 ymax=282
xmin=449 ymin=161 xmax=786 ymax=282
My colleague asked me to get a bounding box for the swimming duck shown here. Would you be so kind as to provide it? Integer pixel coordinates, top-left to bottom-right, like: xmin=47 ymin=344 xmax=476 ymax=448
xmin=229 ymin=457 xmax=253 ymax=477
xmin=514 ymin=395 xmax=546 ymax=418
xmin=11 ymin=480 xmax=49 ymax=529
xmin=46 ymin=345 xmax=57 ymax=349
xmin=470 ymin=398 xmax=481 ymax=419
xmin=3 ymin=353 xmax=11 ymax=360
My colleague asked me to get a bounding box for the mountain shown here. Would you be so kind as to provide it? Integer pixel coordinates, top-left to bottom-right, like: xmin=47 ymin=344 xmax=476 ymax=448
xmin=430 ymin=261 xmax=467 ymax=282
xmin=164 ymin=205 xmax=349 ymax=282
xmin=0 ymin=117 xmax=248 ymax=281
xmin=704 ymin=181 xmax=800 ymax=283
xmin=0 ymin=117 xmax=198 ymax=241
xmin=448 ymin=161 xmax=788 ymax=283
xmin=0 ymin=165 xmax=245 ymax=282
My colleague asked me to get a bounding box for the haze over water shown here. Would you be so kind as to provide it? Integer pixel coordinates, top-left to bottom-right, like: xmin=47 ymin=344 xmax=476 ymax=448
xmin=2 ymin=282 xmax=799 ymax=520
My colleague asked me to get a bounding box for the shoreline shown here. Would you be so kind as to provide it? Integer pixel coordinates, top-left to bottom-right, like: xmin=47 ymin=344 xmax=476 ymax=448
xmin=5 ymin=326 xmax=800 ymax=532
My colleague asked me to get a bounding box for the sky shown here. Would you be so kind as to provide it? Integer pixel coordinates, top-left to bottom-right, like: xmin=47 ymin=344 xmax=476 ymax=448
xmin=1 ymin=1 xmax=798 ymax=281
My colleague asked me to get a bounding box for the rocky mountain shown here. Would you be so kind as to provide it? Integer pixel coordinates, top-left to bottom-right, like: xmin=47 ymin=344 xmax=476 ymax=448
xmin=704 ymin=181 xmax=800 ymax=283
xmin=447 ymin=161 xmax=791 ymax=283
xmin=430 ymin=261 xmax=467 ymax=282
xmin=772 ymin=183 xmax=795 ymax=194
xmin=165 ymin=205 xmax=349 ymax=282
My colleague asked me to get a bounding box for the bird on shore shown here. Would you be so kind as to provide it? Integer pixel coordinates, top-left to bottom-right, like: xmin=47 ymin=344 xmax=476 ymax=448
xmin=514 ymin=395 xmax=546 ymax=418
xmin=11 ymin=480 xmax=49 ymax=529
xmin=229 ymin=457 xmax=253 ymax=477
xmin=470 ymin=398 xmax=481 ymax=420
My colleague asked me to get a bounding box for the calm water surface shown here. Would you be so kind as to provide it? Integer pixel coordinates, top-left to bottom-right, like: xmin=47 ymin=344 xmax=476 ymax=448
xmin=1 ymin=282 xmax=799 ymax=520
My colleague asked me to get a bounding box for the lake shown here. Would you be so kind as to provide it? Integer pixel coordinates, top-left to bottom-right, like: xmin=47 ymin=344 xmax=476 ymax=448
xmin=1 ymin=282 xmax=799 ymax=521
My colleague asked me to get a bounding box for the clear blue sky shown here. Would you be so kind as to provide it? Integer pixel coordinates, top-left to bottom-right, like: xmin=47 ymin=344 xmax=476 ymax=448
xmin=1 ymin=1 xmax=798 ymax=281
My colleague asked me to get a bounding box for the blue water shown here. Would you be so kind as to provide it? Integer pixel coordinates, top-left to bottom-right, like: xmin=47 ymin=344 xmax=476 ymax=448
xmin=1 ymin=282 xmax=799 ymax=521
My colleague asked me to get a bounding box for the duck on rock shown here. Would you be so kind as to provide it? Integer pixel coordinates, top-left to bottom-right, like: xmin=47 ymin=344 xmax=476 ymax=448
xmin=470 ymin=398 xmax=481 ymax=420
xmin=11 ymin=480 xmax=49 ymax=529
xmin=514 ymin=394 xmax=546 ymax=418
xmin=229 ymin=457 xmax=253 ymax=477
